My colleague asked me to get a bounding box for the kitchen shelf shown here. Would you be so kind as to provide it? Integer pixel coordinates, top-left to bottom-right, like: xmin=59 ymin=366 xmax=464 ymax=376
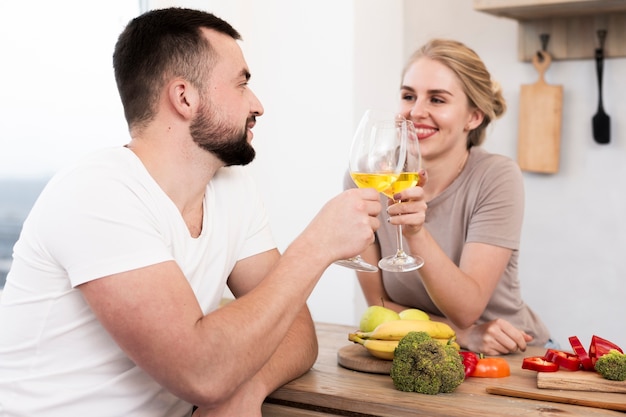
xmin=474 ymin=0 xmax=626 ymax=61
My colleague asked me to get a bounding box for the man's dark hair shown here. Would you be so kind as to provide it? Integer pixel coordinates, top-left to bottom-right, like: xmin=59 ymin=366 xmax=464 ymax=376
xmin=113 ymin=8 xmax=241 ymax=128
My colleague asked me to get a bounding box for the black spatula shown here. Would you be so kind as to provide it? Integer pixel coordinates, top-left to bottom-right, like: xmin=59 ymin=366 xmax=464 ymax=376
xmin=592 ymin=30 xmax=610 ymax=144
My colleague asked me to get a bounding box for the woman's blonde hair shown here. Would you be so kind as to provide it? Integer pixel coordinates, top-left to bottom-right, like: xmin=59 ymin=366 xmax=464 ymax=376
xmin=402 ymin=39 xmax=506 ymax=147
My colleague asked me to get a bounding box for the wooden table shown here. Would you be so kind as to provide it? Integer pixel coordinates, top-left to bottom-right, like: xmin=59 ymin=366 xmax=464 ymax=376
xmin=261 ymin=322 xmax=624 ymax=417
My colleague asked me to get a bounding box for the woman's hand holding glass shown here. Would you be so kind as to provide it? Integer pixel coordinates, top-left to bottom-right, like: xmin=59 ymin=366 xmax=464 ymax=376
xmin=377 ymin=118 xmax=424 ymax=272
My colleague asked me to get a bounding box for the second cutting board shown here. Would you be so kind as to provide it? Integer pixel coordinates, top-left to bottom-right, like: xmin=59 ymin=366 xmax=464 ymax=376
xmin=538 ymin=370 xmax=626 ymax=393
xmin=517 ymin=50 xmax=563 ymax=174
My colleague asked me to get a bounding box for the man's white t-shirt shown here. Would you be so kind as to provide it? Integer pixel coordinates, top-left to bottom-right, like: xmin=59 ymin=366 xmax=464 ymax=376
xmin=0 ymin=147 xmax=276 ymax=416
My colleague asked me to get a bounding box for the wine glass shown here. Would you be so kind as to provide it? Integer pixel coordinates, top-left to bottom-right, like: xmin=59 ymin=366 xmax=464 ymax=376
xmin=334 ymin=109 xmax=407 ymax=272
xmin=377 ymin=119 xmax=424 ymax=272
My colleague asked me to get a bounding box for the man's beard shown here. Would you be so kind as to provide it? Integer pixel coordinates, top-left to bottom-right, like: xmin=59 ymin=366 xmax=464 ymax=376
xmin=190 ymin=102 xmax=256 ymax=167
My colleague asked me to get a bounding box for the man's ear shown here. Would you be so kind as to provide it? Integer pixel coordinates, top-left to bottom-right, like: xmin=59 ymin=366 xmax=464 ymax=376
xmin=168 ymin=79 xmax=198 ymax=120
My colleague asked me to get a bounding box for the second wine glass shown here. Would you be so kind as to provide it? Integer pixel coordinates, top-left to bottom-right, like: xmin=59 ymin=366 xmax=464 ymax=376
xmin=334 ymin=109 xmax=407 ymax=272
xmin=377 ymin=119 xmax=424 ymax=272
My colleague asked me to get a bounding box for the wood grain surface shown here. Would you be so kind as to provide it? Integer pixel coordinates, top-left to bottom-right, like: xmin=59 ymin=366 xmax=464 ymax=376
xmin=486 ymin=385 xmax=626 ymax=412
xmin=265 ymin=323 xmax=625 ymax=417
xmin=538 ymin=370 xmax=626 ymax=393
xmin=517 ymin=50 xmax=563 ymax=174
xmin=337 ymin=343 xmax=391 ymax=374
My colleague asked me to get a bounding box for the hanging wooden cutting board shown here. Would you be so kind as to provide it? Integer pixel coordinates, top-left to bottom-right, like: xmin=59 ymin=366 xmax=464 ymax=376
xmin=517 ymin=50 xmax=563 ymax=174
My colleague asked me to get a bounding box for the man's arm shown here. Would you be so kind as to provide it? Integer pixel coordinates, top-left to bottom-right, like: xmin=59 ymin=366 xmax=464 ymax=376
xmin=79 ymin=188 xmax=381 ymax=409
xmin=79 ymin=248 xmax=321 ymax=408
xmin=220 ymin=249 xmax=319 ymax=401
xmin=192 ymin=305 xmax=317 ymax=417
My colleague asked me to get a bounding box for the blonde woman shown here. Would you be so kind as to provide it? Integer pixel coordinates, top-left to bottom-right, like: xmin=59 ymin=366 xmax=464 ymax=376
xmin=348 ymin=39 xmax=551 ymax=355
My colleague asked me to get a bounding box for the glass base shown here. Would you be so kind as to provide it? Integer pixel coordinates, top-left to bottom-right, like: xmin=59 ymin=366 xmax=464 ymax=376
xmin=378 ymin=254 xmax=424 ymax=273
xmin=334 ymin=256 xmax=378 ymax=272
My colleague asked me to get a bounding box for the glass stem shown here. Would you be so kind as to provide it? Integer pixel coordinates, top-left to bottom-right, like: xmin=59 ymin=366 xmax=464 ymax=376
xmin=394 ymin=224 xmax=407 ymax=258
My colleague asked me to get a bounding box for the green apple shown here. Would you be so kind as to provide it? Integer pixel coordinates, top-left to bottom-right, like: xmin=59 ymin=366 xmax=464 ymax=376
xmin=359 ymin=306 xmax=400 ymax=332
xmin=398 ymin=308 xmax=430 ymax=321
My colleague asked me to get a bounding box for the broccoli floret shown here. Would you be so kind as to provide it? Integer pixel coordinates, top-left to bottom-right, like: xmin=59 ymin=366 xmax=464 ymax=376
xmin=438 ymin=344 xmax=466 ymax=393
xmin=595 ymin=349 xmax=626 ymax=381
xmin=390 ymin=331 xmax=465 ymax=394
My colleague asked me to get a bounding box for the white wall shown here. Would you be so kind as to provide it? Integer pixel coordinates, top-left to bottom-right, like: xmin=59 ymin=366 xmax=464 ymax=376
xmin=223 ymin=0 xmax=626 ymax=350
xmin=191 ymin=0 xmax=626 ymax=349
xmin=2 ymin=0 xmax=624 ymax=350
xmin=400 ymin=1 xmax=626 ymax=350
xmin=0 ymin=0 xmax=136 ymax=179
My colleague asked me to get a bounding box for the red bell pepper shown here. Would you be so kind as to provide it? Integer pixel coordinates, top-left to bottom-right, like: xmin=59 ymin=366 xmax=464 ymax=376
xmin=569 ymin=336 xmax=594 ymax=371
xmin=525 ymin=335 xmax=624 ymax=375
xmin=543 ymin=349 xmax=558 ymax=363
xmin=522 ymin=356 xmax=559 ymax=372
xmin=589 ymin=335 xmax=624 ymax=366
xmin=459 ymin=351 xmax=479 ymax=378
xmin=544 ymin=349 xmax=581 ymax=371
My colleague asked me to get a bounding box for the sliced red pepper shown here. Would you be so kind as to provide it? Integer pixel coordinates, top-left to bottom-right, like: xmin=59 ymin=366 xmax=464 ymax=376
xmin=548 ymin=349 xmax=581 ymax=371
xmin=522 ymin=356 xmax=559 ymax=372
xmin=569 ymin=336 xmax=594 ymax=371
xmin=589 ymin=335 xmax=623 ymax=366
xmin=544 ymin=349 xmax=559 ymax=363
xmin=459 ymin=351 xmax=479 ymax=378
xmin=472 ymin=356 xmax=511 ymax=378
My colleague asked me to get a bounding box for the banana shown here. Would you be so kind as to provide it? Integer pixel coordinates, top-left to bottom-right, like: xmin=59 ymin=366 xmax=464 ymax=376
xmin=349 ymin=333 xmax=459 ymax=360
xmin=349 ymin=333 xmax=399 ymax=360
xmin=354 ymin=319 xmax=455 ymax=341
xmin=363 ymin=339 xmax=398 ymax=360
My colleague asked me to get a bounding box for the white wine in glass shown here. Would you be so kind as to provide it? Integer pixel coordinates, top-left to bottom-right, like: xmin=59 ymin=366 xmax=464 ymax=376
xmin=334 ymin=109 xmax=407 ymax=273
xmin=377 ymin=120 xmax=424 ymax=272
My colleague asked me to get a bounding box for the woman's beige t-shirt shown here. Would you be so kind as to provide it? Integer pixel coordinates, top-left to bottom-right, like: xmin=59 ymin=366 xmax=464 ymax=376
xmin=345 ymin=146 xmax=550 ymax=345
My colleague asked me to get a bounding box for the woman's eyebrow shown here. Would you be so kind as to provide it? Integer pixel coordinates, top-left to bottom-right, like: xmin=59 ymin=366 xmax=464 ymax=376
xmin=401 ymin=85 xmax=454 ymax=96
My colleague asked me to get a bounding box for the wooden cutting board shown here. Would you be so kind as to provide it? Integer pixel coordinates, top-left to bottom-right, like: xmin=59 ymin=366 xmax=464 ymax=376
xmin=517 ymin=50 xmax=563 ymax=174
xmin=337 ymin=343 xmax=392 ymax=374
xmin=538 ymin=370 xmax=626 ymax=393
xmin=486 ymin=385 xmax=626 ymax=412
xmin=487 ymin=370 xmax=626 ymax=412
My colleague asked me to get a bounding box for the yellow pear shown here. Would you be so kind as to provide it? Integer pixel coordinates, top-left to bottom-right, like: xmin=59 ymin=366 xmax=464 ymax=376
xmin=398 ymin=308 xmax=430 ymax=321
xmin=359 ymin=306 xmax=400 ymax=332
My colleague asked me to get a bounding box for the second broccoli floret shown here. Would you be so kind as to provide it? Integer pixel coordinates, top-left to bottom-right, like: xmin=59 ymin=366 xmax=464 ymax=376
xmin=390 ymin=331 xmax=465 ymax=394
xmin=595 ymin=349 xmax=626 ymax=381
